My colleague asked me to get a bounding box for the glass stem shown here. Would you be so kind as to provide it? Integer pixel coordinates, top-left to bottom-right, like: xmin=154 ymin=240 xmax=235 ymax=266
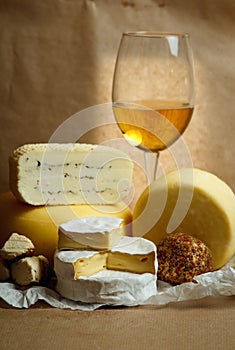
xmin=144 ymin=151 xmax=159 ymax=184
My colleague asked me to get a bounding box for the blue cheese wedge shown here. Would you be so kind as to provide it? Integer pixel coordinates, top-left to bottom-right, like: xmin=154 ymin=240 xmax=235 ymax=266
xmin=9 ymin=143 xmax=133 ymax=205
xmin=54 ymin=236 xmax=157 ymax=279
xmin=58 ymin=217 xmax=124 ymax=250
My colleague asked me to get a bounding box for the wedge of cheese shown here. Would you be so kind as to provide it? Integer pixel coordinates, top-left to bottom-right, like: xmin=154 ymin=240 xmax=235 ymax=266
xmin=55 ymin=270 xmax=157 ymax=305
xmin=108 ymin=236 xmax=157 ymax=274
xmin=54 ymin=236 xmax=157 ymax=278
xmin=133 ymin=168 xmax=235 ymax=270
xmin=58 ymin=217 xmax=124 ymax=250
xmin=9 ymin=143 xmax=133 ymax=205
xmin=0 ymin=192 xmax=132 ymax=266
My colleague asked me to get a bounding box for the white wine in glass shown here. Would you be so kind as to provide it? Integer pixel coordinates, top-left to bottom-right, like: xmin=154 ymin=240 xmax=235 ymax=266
xmin=112 ymin=32 xmax=195 ymax=182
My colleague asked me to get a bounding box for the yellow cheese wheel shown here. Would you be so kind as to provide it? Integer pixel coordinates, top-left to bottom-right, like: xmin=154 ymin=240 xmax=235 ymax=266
xmin=0 ymin=192 xmax=132 ymax=266
xmin=133 ymin=168 xmax=235 ymax=270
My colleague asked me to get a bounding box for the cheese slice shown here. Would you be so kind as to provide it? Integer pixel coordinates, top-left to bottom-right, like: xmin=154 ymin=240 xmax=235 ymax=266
xmin=9 ymin=143 xmax=133 ymax=205
xmin=133 ymin=168 xmax=235 ymax=270
xmin=0 ymin=192 xmax=132 ymax=266
xmin=54 ymin=236 xmax=157 ymax=278
xmin=55 ymin=270 xmax=157 ymax=305
xmin=58 ymin=217 xmax=124 ymax=250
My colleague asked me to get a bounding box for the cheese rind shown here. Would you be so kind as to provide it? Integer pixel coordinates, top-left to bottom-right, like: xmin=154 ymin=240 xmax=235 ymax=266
xmin=9 ymin=143 xmax=133 ymax=205
xmin=54 ymin=236 xmax=157 ymax=278
xmin=133 ymin=168 xmax=235 ymax=270
xmin=58 ymin=217 xmax=124 ymax=250
xmin=55 ymin=270 xmax=157 ymax=305
xmin=0 ymin=192 xmax=132 ymax=266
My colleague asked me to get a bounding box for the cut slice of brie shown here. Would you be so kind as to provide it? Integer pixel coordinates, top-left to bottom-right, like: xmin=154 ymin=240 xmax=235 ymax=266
xmin=58 ymin=217 xmax=124 ymax=250
xmin=108 ymin=236 xmax=157 ymax=274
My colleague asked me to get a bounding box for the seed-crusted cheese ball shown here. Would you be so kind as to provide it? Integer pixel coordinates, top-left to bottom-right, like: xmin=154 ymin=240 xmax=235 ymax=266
xmin=157 ymin=233 xmax=213 ymax=285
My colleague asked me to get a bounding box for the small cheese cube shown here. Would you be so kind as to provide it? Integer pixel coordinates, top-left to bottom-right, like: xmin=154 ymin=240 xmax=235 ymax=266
xmin=0 ymin=233 xmax=35 ymax=261
xmin=11 ymin=255 xmax=49 ymax=286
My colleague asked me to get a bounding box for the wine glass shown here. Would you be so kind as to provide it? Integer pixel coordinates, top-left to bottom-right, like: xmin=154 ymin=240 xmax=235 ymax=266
xmin=112 ymin=31 xmax=195 ymax=183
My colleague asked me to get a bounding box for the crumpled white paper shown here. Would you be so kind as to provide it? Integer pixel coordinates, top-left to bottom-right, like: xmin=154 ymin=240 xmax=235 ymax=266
xmin=1 ymin=258 xmax=235 ymax=310
xmin=0 ymin=282 xmax=102 ymax=310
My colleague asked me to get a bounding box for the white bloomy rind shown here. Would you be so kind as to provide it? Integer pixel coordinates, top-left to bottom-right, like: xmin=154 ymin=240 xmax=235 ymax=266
xmin=54 ymin=236 xmax=158 ymax=304
xmin=55 ymin=270 xmax=157 ymax=305
xmin=58 ymin=216 xmax=124 ymax=250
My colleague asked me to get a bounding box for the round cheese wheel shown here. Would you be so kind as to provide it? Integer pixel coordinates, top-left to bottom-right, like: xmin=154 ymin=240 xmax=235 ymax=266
xmin=0 ymin=192 xmax=132 ymax=266
xmin=55 ymin=271 xmax=157 ymax=305
xmin=133 ymin=168 xmax=235 ymax=270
